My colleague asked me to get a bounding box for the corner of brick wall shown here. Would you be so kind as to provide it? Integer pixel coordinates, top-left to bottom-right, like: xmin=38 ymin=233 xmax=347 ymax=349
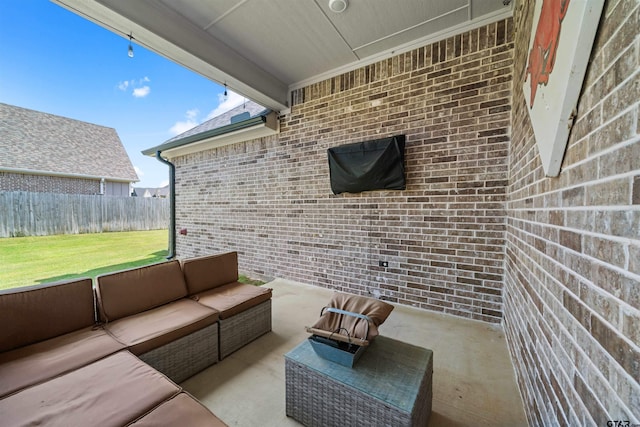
xmin=504 ymin=0 xmax=640 ymax=425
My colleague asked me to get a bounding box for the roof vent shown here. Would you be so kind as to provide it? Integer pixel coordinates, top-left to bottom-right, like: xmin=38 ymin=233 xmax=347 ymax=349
xmin=230 ymin=111 xmax=251 ymax=124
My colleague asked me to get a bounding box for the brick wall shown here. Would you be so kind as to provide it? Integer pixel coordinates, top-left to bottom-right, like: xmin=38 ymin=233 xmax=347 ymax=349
xmin=174 ymin=18 xmax=514 ymax=323
xmin=504 ymin=0 xmax=640 ymax=425
xmin=0 ymin=172 xmax=100 ymax=195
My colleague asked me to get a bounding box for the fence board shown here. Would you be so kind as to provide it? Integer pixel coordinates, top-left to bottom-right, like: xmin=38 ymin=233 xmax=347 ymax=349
xmin=0 ymin=192 xmax=169 ymax=237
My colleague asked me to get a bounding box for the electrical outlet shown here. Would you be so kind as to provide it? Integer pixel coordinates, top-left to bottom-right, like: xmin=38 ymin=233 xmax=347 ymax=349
xmin=378 ymin=260 xmax=388 ymax=268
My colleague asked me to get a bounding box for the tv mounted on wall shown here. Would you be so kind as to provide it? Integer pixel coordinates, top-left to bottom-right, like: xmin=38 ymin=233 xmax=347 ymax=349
xmin=327 ymin=135 xmax=406 ymax=195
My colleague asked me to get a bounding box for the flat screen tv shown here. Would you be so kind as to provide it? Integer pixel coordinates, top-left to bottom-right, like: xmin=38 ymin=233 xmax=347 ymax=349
xmin=327 ymin=135 xmax=405 ymax=195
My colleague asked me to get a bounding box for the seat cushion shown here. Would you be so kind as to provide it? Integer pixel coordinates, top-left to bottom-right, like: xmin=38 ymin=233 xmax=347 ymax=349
xmin=104 ymin=299 xmax=219 ymax=355
xmin=0 ymin=326 xmax=125 ymax=398
xmin=194 ymin=282 xmax=272 ymax=319
xmin=0 ymin=351 xmax=180 ymax=427
xmin=129 ymin=393 xmax=227 ymax=427
xmin=96 ymin=260 xmax=188 ymax=322
xmin=0 ymin=278 xmax=95 ymax=353
xmin=181 ymin=251 xmax=239 ymax=294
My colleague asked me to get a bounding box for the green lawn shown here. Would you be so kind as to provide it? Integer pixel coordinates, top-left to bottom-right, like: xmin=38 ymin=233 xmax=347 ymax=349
xmin=0 ymin=230 xmax=168 ymax=290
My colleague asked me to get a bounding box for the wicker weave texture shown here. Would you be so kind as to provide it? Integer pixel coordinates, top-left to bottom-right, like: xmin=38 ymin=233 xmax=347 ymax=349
xmin=410 ymin=358 xmax=433 ymax=427
xmin=286 ymin=360 xmax=431 ymax=427
xmin=285 ymin=337 xmax=432 ymax=427
xmin=139 ymin=323 xmax=218 ymax=383
xmin=219 ymin=300 xmax=271 ymax=359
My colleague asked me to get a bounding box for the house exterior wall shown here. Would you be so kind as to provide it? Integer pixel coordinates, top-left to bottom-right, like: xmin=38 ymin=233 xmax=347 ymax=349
xmin=105 ymin=181 xmax=131 ymax=197
xmin=0 ymin=172 xmax=99 ymax=195
xmin=173 ymin=18 xmax=514 ymax=323
xmin=0 ymin=172 xmax=131 ymax=196
xmin=504 ymin=0 xmax=640 ymax=425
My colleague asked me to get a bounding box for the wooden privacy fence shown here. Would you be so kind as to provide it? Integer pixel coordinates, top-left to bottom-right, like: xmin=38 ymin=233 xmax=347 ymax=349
xmin=0 ymin=192 xmax=170 ymax=237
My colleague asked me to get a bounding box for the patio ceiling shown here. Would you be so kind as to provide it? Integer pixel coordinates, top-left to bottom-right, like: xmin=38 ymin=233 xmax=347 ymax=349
xmin=53 ymin=0 xmax=513 ymax=112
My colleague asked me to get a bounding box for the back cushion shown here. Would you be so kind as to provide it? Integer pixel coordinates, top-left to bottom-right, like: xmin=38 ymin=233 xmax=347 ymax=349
xmin=181 ymin=252 xmax=239 ymax=295
xmin=0 ymin=278 xmax=95 ymax=353
xmin=96 ymin=260 xmax=187 ymax=322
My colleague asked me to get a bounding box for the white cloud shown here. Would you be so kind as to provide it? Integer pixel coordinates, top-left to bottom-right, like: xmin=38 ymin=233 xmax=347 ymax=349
xmin=117 ymin=77 xmax=151 ymax=98
xmin=205 ymin=91 xmax=245 ymax=121
xmin=134 ymin=166 xmax=144 ymax=177
xmin=185 ymin=108 xmax=199 ymax=120
xmin=169 ymin=108 xmax=200 ymax=136
xmin=159 ymin=180 xmax=169 ymax=188
xmin=167 ymin=91 xmax=246 ymax=137
xmin=133 ymin=86 xmax=151 ymax=98
xmin=169 ymin=120 xmax=197 ymax=136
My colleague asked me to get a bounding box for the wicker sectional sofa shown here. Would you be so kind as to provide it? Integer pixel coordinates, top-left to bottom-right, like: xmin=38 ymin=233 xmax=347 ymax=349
xmin=0 ymin=252 xmax=272 ymax=426
xmin=96 ymin=260 xmax=221 ymax=383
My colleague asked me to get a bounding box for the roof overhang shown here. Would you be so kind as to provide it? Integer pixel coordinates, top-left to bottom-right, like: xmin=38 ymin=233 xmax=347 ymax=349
xmin=52 ymin=1 xmax=513 ymax=113
xmin=142 ymin=110 xmax=279 ymax=159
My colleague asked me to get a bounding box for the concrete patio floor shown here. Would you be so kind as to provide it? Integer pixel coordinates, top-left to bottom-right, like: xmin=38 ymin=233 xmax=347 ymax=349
xmin=182 ymin=279 xmax=527 ymax=426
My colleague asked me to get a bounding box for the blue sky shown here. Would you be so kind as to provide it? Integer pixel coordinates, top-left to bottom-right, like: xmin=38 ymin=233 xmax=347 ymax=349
xmin=0 ymin=0 xmax=246 ymax=188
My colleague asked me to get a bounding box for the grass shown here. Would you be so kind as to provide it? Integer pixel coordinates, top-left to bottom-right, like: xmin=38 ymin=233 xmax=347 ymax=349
xmin=238 ymin=275 xmax=265 ymax=286
xmin=0 ymin=230 xmax=168 ymax=290
xmin=0 ymin=230 xmax=266 ymax=290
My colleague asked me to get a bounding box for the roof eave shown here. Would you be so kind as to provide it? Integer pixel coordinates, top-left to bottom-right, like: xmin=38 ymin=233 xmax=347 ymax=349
xmin=143 ymin=111 xmax=279 ymax=158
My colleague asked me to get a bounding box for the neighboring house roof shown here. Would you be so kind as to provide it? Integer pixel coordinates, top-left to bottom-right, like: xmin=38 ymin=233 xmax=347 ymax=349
xmin=132 ymin=186 xmax=170 ymax=197
xmin=0 ymin=102 xmax=138 ymax=182
xmin=142 ymin=100 xmax=277 ymax=158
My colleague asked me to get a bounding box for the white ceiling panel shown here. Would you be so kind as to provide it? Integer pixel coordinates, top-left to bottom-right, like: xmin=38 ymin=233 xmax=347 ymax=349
xmin=323 ymin=0 xmax=469 ymax=51
xmin=471 ymin=0 xmax=509 ymax=20
xmin=207 ymin=0 xmax=357 ymax=82
xmin=353 ymin=7 xmax=470 ymax=59
xmin=157 ymin=0 xmax=239 ymax=29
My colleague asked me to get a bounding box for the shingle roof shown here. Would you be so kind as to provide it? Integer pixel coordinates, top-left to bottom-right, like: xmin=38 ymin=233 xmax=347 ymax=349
xmin=142 ymin=99 xmax=271 ymax=157
xmin=163 ymin=100 xmax=267 ymax=145
xmin=0 ymin=103 xmax=138 ymax=182
xmin=132 ymin=186 xmax=170 ymax=197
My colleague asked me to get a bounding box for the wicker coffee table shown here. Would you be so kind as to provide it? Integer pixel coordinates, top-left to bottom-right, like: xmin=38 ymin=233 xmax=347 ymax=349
xmin=285 ymin=335 xmax=433 ymax=427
